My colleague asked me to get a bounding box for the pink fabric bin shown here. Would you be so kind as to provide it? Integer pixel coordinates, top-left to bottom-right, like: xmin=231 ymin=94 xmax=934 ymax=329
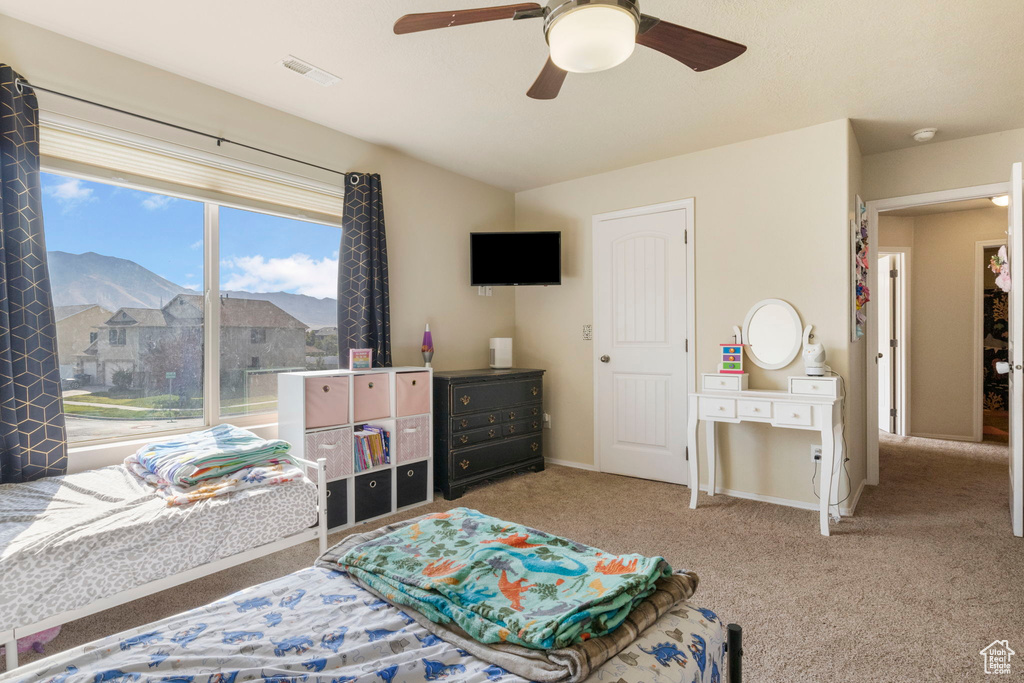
xmin=353 ymin=374 xmax=391 ymax=422
xmin=396 ymin=371 xmax=431 ymax=417
xmin=305 ymin=376 xmax=349 ymax=429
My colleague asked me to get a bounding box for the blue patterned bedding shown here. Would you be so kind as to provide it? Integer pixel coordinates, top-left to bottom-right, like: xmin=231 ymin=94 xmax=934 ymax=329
xmin=5 ymin=568 xmax=727 ymax=683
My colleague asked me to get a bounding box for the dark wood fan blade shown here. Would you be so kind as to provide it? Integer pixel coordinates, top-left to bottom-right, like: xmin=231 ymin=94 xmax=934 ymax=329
xmin=394 ymin=3 xmax=542 ymax=34
xmin=527 ymin=57 xmax=568 ymax=100
xmin=636 ymin=15 xmax=746 ymax=72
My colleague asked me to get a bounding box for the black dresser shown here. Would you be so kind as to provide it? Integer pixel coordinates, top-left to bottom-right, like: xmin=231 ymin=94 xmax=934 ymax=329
xmin=433 ymin=368 xmax=545 ymax=499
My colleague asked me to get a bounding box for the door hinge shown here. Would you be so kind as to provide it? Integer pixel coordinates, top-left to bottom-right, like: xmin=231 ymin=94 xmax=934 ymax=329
xmin=685 ymin=446 xmax=689 ymax=461
xmin=890 ymin=408 xmax=897 ymax=417
xmin=684 ymin=230 xmax=688 ymax=244
xmin=685 ymin=339 xmax=689 ymax=353
xmin=890 ymin=268 xmax=898 ymax=278
xmin=890 ymin=338 xmax=898 ymax=348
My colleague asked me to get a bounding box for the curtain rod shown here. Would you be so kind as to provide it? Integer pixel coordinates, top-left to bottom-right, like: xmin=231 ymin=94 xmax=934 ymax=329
xmin=14 ymin=78 xmax=353 ymax=181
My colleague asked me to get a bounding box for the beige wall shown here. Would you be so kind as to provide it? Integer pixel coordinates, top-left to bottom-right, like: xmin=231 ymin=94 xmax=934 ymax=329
xmin=514 ymin=119 xmax=864 ymax=507
xmin=0 ymin=15 xmax=516 ymax=372
xmin=879 ymin=208 xmax=1007 ymax=439
xmin=863 ymin=128 xmax=1024 ymax=201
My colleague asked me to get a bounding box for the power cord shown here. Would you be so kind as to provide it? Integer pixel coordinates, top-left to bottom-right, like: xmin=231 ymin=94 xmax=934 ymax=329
xmin=810 ymin=369 xmax=851 ymax=519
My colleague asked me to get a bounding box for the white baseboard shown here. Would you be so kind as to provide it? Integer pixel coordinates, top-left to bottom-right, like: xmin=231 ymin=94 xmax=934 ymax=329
xmin=701 ymin=477 xmax=865 ymax=518
xmin=910 ymin=432 xmax=978 ymax=442
xmin=544 ymin=458 xmax=599 ymax=472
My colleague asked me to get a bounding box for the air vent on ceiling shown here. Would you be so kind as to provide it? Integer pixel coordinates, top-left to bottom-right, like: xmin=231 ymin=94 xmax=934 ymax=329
xmin=280 ymin=55 xmax=341 ymax=87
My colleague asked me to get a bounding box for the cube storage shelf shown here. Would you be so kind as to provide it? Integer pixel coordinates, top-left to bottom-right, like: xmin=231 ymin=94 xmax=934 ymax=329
xmin=278 ymin=366 xmax=433 ymax=532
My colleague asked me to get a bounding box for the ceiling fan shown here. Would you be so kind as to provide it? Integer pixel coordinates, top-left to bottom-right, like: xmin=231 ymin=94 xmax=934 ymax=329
xmin=393 ymin=1 xmax=747 ymax=99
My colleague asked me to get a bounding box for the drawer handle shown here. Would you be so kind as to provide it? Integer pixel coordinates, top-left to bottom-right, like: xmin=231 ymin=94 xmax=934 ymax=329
xmin=368 ymin=382 xmax=374 ymax=389
xmin=460 ymin=395 xmax=471 ymax=406
xmin=369 ymin=480 xmax=377 ymax=489
xmin=407 ymin=469 xmax=415 ymax=477
xmin=532 ymin=421 xmax=539 ymax=429
xmin=412 ymin=379 xmax=417 ymax=386
xmin=460 ymin=419 xmax=469 ymax=428
xmin=488 ymin=414 xmax=496 ymax=423
xmin=509 ymin=411 xmax=516 ymax=420
xmin=509 ymin=424 xmax=516 ymax=433
xmin=532 ymin=407 xmax=539 ymax=416
xmin=322 ymin=385 xmax=330 ymax=393
xmin=531 ymin=386 xmax=539 ymax=396
xmin=718 ymin=406 xmax=725 ymax=411
xmin=792 ymin=413 xmax=800 ymax=418
xmin=326 ymin=489 xmax=331 ymax=497
xmin=460 ymin=435 xmax=469 ymax=444
xmin=753 ymin=408 xmax=760 ymax=413
xmin=488 ymin=429 xmax=496 ymax=438
xmin=531 ymin=442 xmax=539 ymax=452
xmin=460 ymin=459 xmax=470 ymax=470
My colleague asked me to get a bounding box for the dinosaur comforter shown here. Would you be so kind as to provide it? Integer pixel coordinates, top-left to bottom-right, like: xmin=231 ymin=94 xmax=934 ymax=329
xmin=316 ymin=508 xmax=700 ymax=682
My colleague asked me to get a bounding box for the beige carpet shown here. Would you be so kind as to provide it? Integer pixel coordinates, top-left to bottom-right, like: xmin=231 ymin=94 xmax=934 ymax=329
xmin=4 ymin=434 xmax=1023 ymax=681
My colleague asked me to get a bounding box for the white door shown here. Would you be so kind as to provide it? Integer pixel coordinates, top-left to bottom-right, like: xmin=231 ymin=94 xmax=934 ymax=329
xmin=1009 ymin=163 xmax=1023 ymax=537
xmin=877 ymin=254 xmax=894 ymax=433
xmin=593 ymin=201 xmax=693 ymax=485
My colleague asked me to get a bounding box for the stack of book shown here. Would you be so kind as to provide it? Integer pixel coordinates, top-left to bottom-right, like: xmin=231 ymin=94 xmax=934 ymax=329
xmin=354 ymin=425 xmax=390 ymax=472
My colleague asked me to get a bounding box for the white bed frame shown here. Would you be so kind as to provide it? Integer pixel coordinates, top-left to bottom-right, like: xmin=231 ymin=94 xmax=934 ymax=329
xmin=2 ymin=456 xmax=328 ymax=672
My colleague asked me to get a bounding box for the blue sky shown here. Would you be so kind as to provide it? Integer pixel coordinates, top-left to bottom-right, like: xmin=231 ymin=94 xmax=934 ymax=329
xmin=41 ymin=172 xmax=340 ymax=299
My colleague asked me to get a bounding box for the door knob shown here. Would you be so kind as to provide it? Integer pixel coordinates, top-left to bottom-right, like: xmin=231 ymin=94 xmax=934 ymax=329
xmin=877 ymin=353 xmax=883 ymax=359
xmin=600 ymin=355 xmax=611 ymax=363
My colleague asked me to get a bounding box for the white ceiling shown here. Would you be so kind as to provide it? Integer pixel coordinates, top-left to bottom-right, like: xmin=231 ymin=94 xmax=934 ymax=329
xmin=2 ymin=0 xmax=1024 ymax=192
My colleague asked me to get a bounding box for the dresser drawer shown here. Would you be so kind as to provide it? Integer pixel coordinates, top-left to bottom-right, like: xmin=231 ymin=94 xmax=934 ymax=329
xmin=737 ymin=400 xmax=771 ymax=419
xmin=304 ymin=376 xmax=349 ymax=429
xmin=451 ymin=380 xmax=543 ymax=415
xmin=452 ymin=411 xmax=503 ymax=432
xmin=504 ymin=417 xmax=542 ymax=437
xmin=701 ymin=374 xmax=748 ymax=392
xmin=397 ymin=460 xmax=428 ymax=508
xmin=699 ymin=397 xmax=736 ymax=419
xmin=354 ymin=469 xmax=392 ymax=523
xmin=789 ymin=377 xmax=839 ymax=399
xmin=774 ymin=403 xmax=814 ymax=427
xmin=396 ymin=371 xmax=431 ymax=416
xmin=353 ymin=374 xmax=391 ymax=422
xmin=451 ymin=435 xmax=542 ymax=479
xmin=396 ymin=416 xmax=430 ymax=464
xmin=326 ymin=479 xmax=348 ymax=529
xmin=504 ymin=403 xmax=542 ymax=422
xmin=452 ymin=424 xmax=503 ymax=449
xmin=305 ymin=427 xmax=353 ymax=480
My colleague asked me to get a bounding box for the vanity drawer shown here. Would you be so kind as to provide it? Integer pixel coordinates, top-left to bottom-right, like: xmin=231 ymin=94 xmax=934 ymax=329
xmin=701 ymin=374 xmax=748 ymax=392
xmin=305 ymin=427 xmax=353 ymax=480
xmin=737 ymin=400 xmax=772 ymax=419
xmin=396 ymin=371 xmax=431 ymax=416
xmin=452 ymin=411 xmax=503 ymax=432
xmin=304 ymin=376 xmax=349 ymax=429
xmin=774 ymin=403 xmax=814 ymax=427
xmin=699 ymin=397 xmax=736 ymax=419
xmin=353 ymin=374 xmax=391 ymax=422
xmin=789 ymin=377 xmax=839 ymax=399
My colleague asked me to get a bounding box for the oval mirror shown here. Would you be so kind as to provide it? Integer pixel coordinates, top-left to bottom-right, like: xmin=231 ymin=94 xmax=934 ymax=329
xmin=742 ymin=299 xmax=803 ymax=370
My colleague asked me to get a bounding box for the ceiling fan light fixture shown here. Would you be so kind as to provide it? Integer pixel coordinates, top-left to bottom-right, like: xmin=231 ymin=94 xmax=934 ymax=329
xmin=992 ymin=195 xmax=1010 ymax=207
xmin=546 ymin=3 xmax=638 ymax=74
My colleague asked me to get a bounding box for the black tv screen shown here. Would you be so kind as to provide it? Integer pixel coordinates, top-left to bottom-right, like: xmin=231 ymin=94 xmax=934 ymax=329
xmin=471 ymin=232 xmax=561 ymax=286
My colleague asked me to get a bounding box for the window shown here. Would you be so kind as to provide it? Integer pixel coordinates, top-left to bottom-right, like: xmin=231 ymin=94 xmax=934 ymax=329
xmin=219 ymin=206 xmax=339 ymax=419
xmin=42 ymin=169 xmax=340 ymax=445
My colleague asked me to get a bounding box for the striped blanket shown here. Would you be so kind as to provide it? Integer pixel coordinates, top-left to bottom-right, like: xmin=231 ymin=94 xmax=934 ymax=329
xmin=125 ymin=424 xmax=292 ymax=488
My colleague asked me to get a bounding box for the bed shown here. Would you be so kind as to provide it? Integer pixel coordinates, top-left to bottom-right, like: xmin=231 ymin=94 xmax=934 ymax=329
xmin=0 ymin=455 xmax=327 ymax=672
xmin=2 ymin=509 xmax=743 ymax=682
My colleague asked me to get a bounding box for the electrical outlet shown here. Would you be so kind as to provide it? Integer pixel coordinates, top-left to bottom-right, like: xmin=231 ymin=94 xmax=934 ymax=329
xmin=582 ymin=324 xmax=593 ymax=341
xmin=477 ymin=286 xmax=493 ymax=297
xmin=543 ymin=413 xmax=552 ymax=429
xmin=810 ymin=445 xmax=823 ymax=463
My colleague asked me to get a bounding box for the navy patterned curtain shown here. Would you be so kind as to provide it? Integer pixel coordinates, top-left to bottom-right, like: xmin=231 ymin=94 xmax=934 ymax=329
xmin=0 ymin=66 xmax=67 ymax=483
xmin=338 ymin=173 xmax=392 ymax=367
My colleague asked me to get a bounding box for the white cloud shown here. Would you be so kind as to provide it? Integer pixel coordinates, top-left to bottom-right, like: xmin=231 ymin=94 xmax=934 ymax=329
xmin=189 ymin=240 xmax=203 ymax=250
xmin=222 ymin=253 xmax=338 ymax=298
xmin=183 ymin=283 xmax=201 ymax=291
xmin=142 ymin=195 xmax=176 ymax=210
xmin=44 ymin=178 xmax=94 ymax=211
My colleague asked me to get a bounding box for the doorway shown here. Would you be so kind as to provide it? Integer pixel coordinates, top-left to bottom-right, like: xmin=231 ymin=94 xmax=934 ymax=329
xmin=876 ymin=250 xmax=908 ymax=436
xmin=592 ymin=199 xmax=695 ymax=485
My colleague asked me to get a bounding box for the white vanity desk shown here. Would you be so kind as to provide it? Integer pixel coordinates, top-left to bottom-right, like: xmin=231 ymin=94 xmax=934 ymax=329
xmin=686 ymin=385 xmax=844 ymax=536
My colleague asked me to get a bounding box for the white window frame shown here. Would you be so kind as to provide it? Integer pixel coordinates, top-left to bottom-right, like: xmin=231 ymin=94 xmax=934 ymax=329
xmin=40 ymin=125 xmax=344 ymax=459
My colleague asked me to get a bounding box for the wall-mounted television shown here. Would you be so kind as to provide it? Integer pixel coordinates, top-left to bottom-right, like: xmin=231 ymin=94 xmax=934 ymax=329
xmin=470 ymin=231 xmax=561 ymax=286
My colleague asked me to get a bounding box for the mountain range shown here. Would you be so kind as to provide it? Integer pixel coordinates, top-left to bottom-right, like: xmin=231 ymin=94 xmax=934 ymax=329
xmin=48 ymin=251 xmax=338 ymax=329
